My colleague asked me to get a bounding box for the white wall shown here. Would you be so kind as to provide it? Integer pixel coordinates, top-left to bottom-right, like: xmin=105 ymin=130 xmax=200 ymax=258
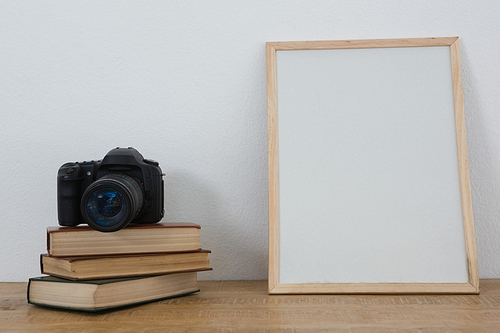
xmin=1 ymin=0 xmax=499 ymax=281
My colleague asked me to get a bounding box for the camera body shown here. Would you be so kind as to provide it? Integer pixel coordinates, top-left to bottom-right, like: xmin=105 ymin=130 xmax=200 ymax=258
xmin=57 ymin=147 xmax=164 ymax=232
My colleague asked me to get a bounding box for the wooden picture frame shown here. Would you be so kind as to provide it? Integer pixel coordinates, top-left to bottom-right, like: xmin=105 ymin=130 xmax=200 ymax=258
xmin=267 ymin=37 xmax=479 ymax=294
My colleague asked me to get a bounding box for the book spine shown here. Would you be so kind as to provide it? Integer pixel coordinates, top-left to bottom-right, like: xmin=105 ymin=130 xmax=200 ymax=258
xmin=39 ymin=254 xmax=44 ymax=274
xmin=46 ymin=230 xmax=50 ymax=255
xmin=26 ymin=279 xmax=32 ymax=304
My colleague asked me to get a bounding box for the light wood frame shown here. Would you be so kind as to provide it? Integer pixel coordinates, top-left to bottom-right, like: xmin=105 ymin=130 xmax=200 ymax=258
xmin=267 ymin=37 xmax=479 ymax=294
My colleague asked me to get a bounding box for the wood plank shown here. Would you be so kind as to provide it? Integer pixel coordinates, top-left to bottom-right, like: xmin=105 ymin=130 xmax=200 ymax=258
xmin=267 ymin=37 xmax=458 ymax=51
xmin=1 ymin=280 xmax=500 ymax=332
xmin=270 ymin=282 xmax=479 ymax=295
xmin=450 ymin=38 xmax=480 ymax=292
xmin=266 ymin=42 xmax=280 ymax=293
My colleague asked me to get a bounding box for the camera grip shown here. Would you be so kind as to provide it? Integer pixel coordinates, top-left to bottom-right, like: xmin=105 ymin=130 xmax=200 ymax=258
xmin=57 ymin=167 xmax=83 ymax=226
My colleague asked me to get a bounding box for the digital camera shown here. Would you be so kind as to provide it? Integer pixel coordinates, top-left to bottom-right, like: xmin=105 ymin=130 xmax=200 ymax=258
xmin=57 ymin=147 xmax=164 ymax=232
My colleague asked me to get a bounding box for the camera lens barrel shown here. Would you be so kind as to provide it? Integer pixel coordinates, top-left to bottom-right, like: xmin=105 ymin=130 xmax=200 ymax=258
xmin=81 ymin=174 xmax=144 ymax=232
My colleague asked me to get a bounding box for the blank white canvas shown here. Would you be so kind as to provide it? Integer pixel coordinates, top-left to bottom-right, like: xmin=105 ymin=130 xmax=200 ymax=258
xmin=276 ymin=46 xmax=469 ymax=284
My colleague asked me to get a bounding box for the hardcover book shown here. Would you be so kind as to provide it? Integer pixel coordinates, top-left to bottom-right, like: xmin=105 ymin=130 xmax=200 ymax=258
xmin=47 ymin=222 xmax=201 ymax=257
xmin=27 ymin=272 xmax=199 ymax=311
xmin=41 ymin=250 xmax=211 ymax=280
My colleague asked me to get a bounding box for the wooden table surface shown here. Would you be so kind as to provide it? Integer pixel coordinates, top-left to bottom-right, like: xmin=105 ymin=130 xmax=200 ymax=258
xmin=1 ymin=280 xmax=500 ymax=332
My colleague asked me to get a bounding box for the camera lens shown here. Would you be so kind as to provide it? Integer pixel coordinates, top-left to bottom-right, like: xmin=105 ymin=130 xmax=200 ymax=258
xmin=81 ymin=174 xmax=144 ymax=232
xmin=95 ymin=189 xmax=122 ymax=217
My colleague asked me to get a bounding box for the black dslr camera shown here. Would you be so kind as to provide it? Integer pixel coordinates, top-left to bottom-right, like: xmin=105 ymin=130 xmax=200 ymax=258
xmin=57 ymin=147 xmax=164 ymax=232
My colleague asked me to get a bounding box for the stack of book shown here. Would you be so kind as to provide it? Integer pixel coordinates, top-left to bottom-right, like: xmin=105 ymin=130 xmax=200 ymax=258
xmin=27 ymin=223 xmax=211 ymax=312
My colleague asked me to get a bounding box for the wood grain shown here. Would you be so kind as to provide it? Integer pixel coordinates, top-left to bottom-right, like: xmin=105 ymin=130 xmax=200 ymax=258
xmin=450 ymin=39 xmax=479 ymax=292
xmin=270 ymin=282 xmax=478 ymax=295
xmin=267 ymin=37 xmax=458 ymax=51
xmin=1 ymin=280 xmax=500 ymax=332
xmin=266 ymin=42 xmax=279 ymax=293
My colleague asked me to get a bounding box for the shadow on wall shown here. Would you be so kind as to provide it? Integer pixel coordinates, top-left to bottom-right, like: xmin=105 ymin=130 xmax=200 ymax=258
xmin=460 ymin=42 xmax=500 ymax=278
xmin=164 ymin=170 xmax=267 ymax=280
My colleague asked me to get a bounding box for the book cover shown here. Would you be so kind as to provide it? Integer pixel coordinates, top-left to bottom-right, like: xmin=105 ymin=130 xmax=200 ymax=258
xmin=27 ymin=272 xmax=200 ymax=312
xmin=40 ymin=250 xmax=211 ymax=280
